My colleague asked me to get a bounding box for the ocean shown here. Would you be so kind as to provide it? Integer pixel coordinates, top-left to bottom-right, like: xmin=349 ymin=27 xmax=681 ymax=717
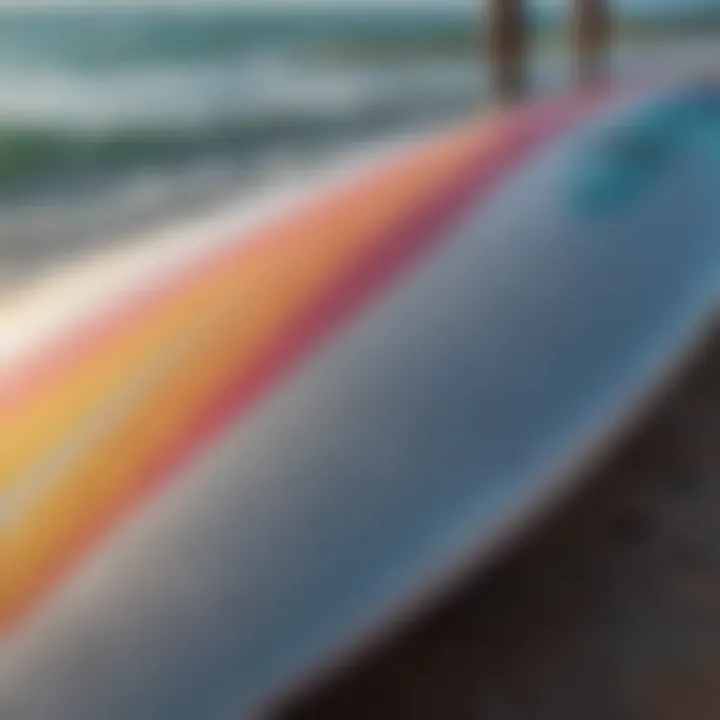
xmin=0 ymin=6 xmax=486 ymax=276
xmin=0 ymin=5 xmax=717 ymax=277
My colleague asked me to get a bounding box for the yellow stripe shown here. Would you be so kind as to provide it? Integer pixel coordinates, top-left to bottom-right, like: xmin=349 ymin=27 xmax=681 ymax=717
xmin=0 ymin=117 xmax=501 ymax=628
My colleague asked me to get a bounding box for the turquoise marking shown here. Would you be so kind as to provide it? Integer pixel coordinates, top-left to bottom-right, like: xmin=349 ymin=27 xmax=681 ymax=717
xmin=571 ymin=91 xmax=720 ymax=220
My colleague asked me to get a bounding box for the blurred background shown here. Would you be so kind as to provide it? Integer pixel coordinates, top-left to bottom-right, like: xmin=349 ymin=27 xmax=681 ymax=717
xmin=1 ymin=0 xmax=719 ymax=283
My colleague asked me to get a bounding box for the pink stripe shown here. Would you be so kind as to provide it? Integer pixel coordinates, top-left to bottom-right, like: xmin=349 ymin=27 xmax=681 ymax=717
xmin=134 ymin=94 xmax=603 ymax=502
xmin=5 ymin=92 xmax=631 ymax=633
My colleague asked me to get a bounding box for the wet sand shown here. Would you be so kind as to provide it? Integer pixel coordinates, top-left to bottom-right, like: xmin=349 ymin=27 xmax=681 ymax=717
xmin=277 ymin=325 xmax=720 ymax=720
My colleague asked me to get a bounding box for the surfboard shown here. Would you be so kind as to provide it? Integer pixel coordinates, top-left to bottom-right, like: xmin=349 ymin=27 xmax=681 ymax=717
xmin=1 ymin=83 xmax=719 ymax=719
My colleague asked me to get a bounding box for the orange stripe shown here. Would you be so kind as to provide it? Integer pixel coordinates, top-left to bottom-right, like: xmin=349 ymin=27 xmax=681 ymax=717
xmin=1 ymin=117 xmax=501 ymax=629
xmin=1 ymin=118 xmax=489 ymax=415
